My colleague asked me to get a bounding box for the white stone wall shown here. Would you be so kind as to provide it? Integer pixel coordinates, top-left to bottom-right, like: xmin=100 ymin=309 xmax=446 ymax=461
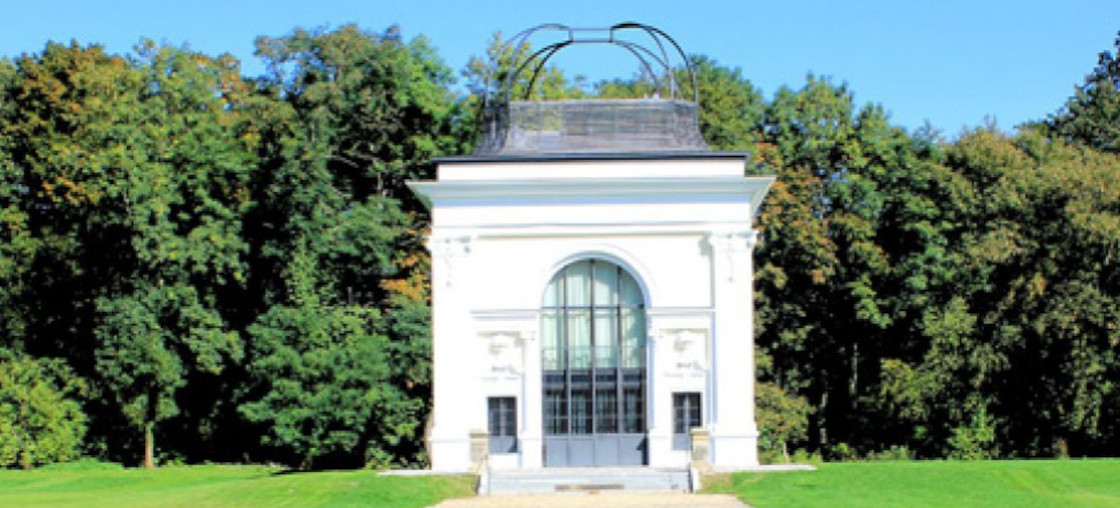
xmin=413 ymin=156 xmax=771 ymax=472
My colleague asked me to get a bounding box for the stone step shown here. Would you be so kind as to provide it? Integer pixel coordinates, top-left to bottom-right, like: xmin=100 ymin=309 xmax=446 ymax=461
xmin=485 ymin=467 xmax=691 ymax=495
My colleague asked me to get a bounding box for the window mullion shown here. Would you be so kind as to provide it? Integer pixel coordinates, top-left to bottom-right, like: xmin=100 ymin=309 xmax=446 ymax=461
xmin=589 ymin=260 xmax=596 ymax=435
xmin=563 ymin=265 xmax=571 ymax=436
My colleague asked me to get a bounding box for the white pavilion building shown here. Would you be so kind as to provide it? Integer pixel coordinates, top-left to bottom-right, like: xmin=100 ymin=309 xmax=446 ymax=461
xmin=409 ymin=25 xmax=773 ymax=472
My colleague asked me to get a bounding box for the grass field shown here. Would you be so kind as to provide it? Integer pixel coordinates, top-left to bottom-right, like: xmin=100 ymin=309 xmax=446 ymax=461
xmin=704 ymin=459 xmax=1120 ymax=508
xmin=0 ymin=462 xmax=474 ymax=508
xmin=5 ymin=459 xmax=1120 ymax=507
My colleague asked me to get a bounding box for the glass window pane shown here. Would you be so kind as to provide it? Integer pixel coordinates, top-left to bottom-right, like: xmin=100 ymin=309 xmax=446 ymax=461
xmin=543 ymin=276 xmax=562 ymax=307
xmin=621 ymin=309 xmax=646 ymax=369
xmin=540 ymin=259 xmax=648 ymax=440
xmin=489 ymin=399 xmax=501 ymax=436
xmin=594 ymin=309 xmax=618 ymax=368
xmin=565 ymin=261 xmax=591 ymax=306
xmin=673 ymin=400 xmax=686 ymax=434
xmin=685 ymin=396 xmax=694 ymax=429
xmin=488 ymin=397 xmax=518 ymax=453
xmin=541 ymin=310 xmax=562 ymax=371
xmin=672 ymin=393 xmax=701 ymax=435
xmin=544 ymin=389 xmax=566 ymax=435
xmin=568 ymin=310 xmax=591 ymax=369
xmin=595 ymin=389 xmax=618 ymax=433
xmin=592 ymin=263 xmax=618 ymax=306
xmin=620 ymin=271 xmax=642 ymax=307
xmin=571 ymin=389 xmax=592 ymax=435
xmin=623 ymin=387 xmax=644 ymax=433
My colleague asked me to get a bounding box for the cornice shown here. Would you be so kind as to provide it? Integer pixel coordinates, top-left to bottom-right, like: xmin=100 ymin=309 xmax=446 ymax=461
xmin=409 ymin=175 xmax=775 ymax=214
xmin=433 ymin=151 xmax=750 ymax=164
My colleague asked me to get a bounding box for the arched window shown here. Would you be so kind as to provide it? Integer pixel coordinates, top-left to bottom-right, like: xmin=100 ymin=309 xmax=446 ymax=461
xmin=541 ymin=259 xmax=647 ymax=466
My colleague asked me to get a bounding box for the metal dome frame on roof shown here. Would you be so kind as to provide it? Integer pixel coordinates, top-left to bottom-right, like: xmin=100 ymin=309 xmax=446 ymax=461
xmin=475 ymin=22 xmax=710 ymax=156
xmin=495 ymin=22 xmax=699 ymax=105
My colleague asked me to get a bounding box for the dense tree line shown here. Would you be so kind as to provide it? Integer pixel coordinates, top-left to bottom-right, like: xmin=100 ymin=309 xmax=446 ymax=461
xmin=0 ymin=25 xmax=1118 ymax=469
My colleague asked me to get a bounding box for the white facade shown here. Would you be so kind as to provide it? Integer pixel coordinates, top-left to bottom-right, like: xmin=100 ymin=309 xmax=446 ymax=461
xmin=410 ymin=154 xmax=773 ymax=472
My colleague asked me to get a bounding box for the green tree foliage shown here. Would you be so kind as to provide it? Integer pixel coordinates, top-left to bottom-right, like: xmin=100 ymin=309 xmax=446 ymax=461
xmin=237 ymin=25 xmax=461 ymax=468
xmin=0 ymin=42 xmax=138 ymax=367
xmin=0 ymin=57 xmax=37 ymax=345
xmin=0 ymin=41 xmax=254 ymax=467
xmin=686 ymin=51 xmax=1120 ymax=459
xmin=255 ymin=24 xmax=462 ymax=204
xmin=1049 ymin=31 xmax=1120 ymax=153
xmin=753 ymin=76 xmax=933 ymax=454
xmin=3 ymin=22 xmax=1120 ymax=469
xmin=685 ymin=55 xmax=765 ymax=150
xmin=241 ymin=246 xmax=415 ymax=470
xmin=463 ymin=31 xmax=588 ymax=105
xmin=0 ymin=352 xmax=87 ymax=468
xmin=756 ymin=352 xmax=811 ymax=463
xmin=95 ymin=282 xmax=241 ymax=468
xmin=948 ymin=129 xmax=1120 ymax=456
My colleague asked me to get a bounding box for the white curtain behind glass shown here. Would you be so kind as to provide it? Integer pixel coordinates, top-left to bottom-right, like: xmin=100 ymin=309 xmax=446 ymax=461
xmin=542 ymin=260 xmax=644 ymax=371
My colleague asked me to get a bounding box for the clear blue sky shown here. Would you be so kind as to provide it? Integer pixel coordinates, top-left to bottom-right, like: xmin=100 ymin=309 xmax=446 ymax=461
xmin=4 ymin=0 xmax=1119 ymax=135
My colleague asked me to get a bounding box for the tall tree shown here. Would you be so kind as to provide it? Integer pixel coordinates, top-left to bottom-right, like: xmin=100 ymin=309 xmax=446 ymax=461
xmin=0 ymin=41 xmax=252 ymax=467
xmin=240 ymin=24 xmax=463 ymax=467
xmin=91 ymin=43 xmax=251 ymax=468
xmin=0 ymin=58 xmax=37 ymax=347
xmin=1049 ymin=31 xmax=1120 ymax=153
xmin=240 ymin=244 xmax=399 ymax=470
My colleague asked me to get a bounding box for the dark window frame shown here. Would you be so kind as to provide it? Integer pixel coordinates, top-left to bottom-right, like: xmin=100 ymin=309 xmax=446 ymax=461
xmin=542 ymin=259 xmax=647 ymax=437
xmin=672 ymin=392 xmax=702 ymax=450
xmin=488 ymin=396 xmax=518 ymax=454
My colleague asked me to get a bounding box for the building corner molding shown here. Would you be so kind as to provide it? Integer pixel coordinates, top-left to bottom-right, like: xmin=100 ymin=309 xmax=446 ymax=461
xmin=428 ymin=234 xmax=475 ymax=287
xmin=705 ymin=229 xmax=759 ymax=282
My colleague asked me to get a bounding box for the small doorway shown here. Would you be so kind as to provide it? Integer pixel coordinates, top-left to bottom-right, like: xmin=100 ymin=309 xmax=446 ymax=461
xmin=672 ymin=392 xmax=702 ymax=450
xmin=488 ymin=397 xmax=518 ymax=454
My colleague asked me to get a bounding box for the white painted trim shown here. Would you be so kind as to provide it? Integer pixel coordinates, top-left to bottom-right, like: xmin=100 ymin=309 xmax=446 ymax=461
xmin=410 ymin=175 xmax=775 ymax=215
xmin=431 ymin=222 xmax=756 ymax=238
xmin=413 ymin=175 xmax=772 ymax=194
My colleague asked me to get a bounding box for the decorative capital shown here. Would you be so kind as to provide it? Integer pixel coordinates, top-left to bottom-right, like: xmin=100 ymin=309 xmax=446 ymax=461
xmin=705 ymin=229 xmax=758 ymax=253
xmin=428 ymin=234 xmax=473 ymax=257
xmin=428 ymin=234 xmax=474 ymax=287
xmin=705 ymin=229 xmax=759 ymax=282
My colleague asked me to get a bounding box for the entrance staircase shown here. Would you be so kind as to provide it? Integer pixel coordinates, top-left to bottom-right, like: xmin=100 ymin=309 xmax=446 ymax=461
xmin=484 ymin=466 xmax=691 ymax=495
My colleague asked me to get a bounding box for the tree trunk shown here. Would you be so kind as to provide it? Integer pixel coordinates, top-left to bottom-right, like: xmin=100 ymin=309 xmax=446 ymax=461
xmin=424 ymin=411 xmax=434 ymax=466
xmin=144 ymin=420 xmax=155 ymax=469
xmin=818 ymin=390 xmax=829 ymax=448
xmin=849 ymin=342 xmax=859 ymax=412
xmin=144 ymin=385 xmax=159 ymax=469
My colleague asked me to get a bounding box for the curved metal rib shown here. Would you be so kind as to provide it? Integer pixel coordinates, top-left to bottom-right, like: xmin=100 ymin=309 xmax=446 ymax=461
xmin=492 ymin=22 xmax=698 ymax=104
xmin=614 ymin=22 xmax=699 ymax=104
xmin=611 ymin=22 xmax=675 ymax=97
xmin=518 ymin=40 xmax=663 ymax=101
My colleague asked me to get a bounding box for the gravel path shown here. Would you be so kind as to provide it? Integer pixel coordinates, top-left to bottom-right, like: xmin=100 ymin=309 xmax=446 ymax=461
xmin=428 ymin=492 xmax=751 ymax=508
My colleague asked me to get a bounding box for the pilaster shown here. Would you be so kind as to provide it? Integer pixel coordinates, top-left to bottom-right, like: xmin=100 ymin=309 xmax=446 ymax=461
xmin=704 ymin=229 xmax=760 ymax=468
xmin=428 ymin=234 xmax=476 ymax=471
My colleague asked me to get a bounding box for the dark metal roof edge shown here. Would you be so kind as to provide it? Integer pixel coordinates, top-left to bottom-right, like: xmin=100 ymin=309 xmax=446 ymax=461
xmin=433 ymin=151 xmax=750 ymax=164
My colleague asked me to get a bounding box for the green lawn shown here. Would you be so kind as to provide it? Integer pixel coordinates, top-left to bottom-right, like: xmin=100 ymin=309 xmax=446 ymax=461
xmin=704 ymin=459 xmax=1120 ymax=508
xmin=0 ymin=463 xmax=474 ymax=508
xmin=7 ymin=460 xmax=1120 ymax=507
